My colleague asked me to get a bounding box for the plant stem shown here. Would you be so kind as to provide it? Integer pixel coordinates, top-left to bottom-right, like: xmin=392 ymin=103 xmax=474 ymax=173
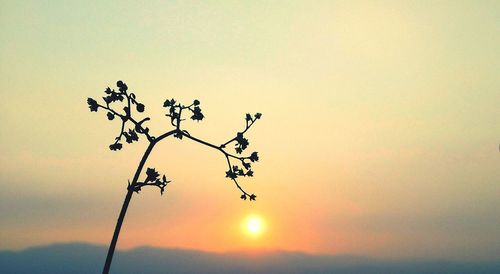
xmin=102 ymin=130 xmax=177 ymax=274
xmin=102 ymin=188 xmax=133 ymax=274
xmin=102 ymin=141 xmax=156 ymax=274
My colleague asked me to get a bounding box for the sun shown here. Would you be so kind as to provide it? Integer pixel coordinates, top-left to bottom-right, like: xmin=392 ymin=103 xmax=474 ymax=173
xmin=243 ymin=215 xmax=265 ymax=237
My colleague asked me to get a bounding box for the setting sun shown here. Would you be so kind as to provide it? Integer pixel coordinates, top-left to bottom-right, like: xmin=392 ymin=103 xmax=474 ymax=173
xmin=243 ymin=215 xmax=265 ymax=237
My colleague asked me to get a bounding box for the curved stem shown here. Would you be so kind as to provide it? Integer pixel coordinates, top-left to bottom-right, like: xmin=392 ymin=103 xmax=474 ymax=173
xmin=99 ymin=107 xmax=257 ymax=272
xmin=224 ymin=155 xmax=250 ymax=197
xmin=102 ymin=189 xmax=133 ymax=274
xmin=221 ymin=119 xmax=256 ymax=147
xmin=102 ymin=141 xmax=155 ymax=274
xmin=102 ymin=129 xmax=177 ymax=274
xmin=181 ymin=132 xmax=250 ymax=197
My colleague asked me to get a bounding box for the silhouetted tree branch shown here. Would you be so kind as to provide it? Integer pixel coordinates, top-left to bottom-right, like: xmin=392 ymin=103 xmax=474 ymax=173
xmin=87 ymin=80 xmax=262 ymax=274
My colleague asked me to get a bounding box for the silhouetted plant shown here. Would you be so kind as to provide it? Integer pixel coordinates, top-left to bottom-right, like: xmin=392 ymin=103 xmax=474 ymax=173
xmin=87 ymin=81 xmax=262 ymax=274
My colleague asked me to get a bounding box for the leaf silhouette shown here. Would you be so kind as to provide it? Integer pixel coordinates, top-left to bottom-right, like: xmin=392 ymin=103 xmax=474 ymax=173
xmin=87 ymin=98 xmax=98 ymax=112
xmin=123 ymin=129 xmax=139 ymax=143
xmin=109 ymin=143 xmax=122 ymax=151
xmin=136 ymin=103 xmax=145 ymax=112
xmin=234 ymin=133 xmax=249 ymax=154
xmin=249 ymin=152 xmax=259 ymax=162
xmin=242 ymin=161 xmax=251 ymax=170
xmin=226 ymin=170 xmax=237 ymax=179
xmin=145 ymin=168 xmax=160 ymax=182
xmin=190 ymin=106 xmax=204 ymax=121
xmin=117 ymin=80 xmax=128 ymax=92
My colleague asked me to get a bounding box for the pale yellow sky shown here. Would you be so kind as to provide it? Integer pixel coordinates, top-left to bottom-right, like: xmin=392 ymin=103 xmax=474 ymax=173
xmin=0 ymin=0 xmax=499 ymax=260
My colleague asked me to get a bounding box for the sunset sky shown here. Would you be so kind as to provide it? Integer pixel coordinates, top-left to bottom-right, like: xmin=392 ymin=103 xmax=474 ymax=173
xmin=1 ymin=0 xmax=499 ymax=261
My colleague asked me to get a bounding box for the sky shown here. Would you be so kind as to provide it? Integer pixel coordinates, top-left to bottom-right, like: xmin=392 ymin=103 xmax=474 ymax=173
xmin=0 ymin=0 xmax=499 ymax=262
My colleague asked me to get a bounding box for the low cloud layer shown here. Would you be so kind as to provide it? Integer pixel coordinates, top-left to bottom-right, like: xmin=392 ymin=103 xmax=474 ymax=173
xmin=1 ymin=243 xmax=499 ymax=274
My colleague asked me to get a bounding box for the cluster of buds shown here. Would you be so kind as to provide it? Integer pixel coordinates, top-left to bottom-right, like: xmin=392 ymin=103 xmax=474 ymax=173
xmin=87 ymin=80 xmax=262 ymax=200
